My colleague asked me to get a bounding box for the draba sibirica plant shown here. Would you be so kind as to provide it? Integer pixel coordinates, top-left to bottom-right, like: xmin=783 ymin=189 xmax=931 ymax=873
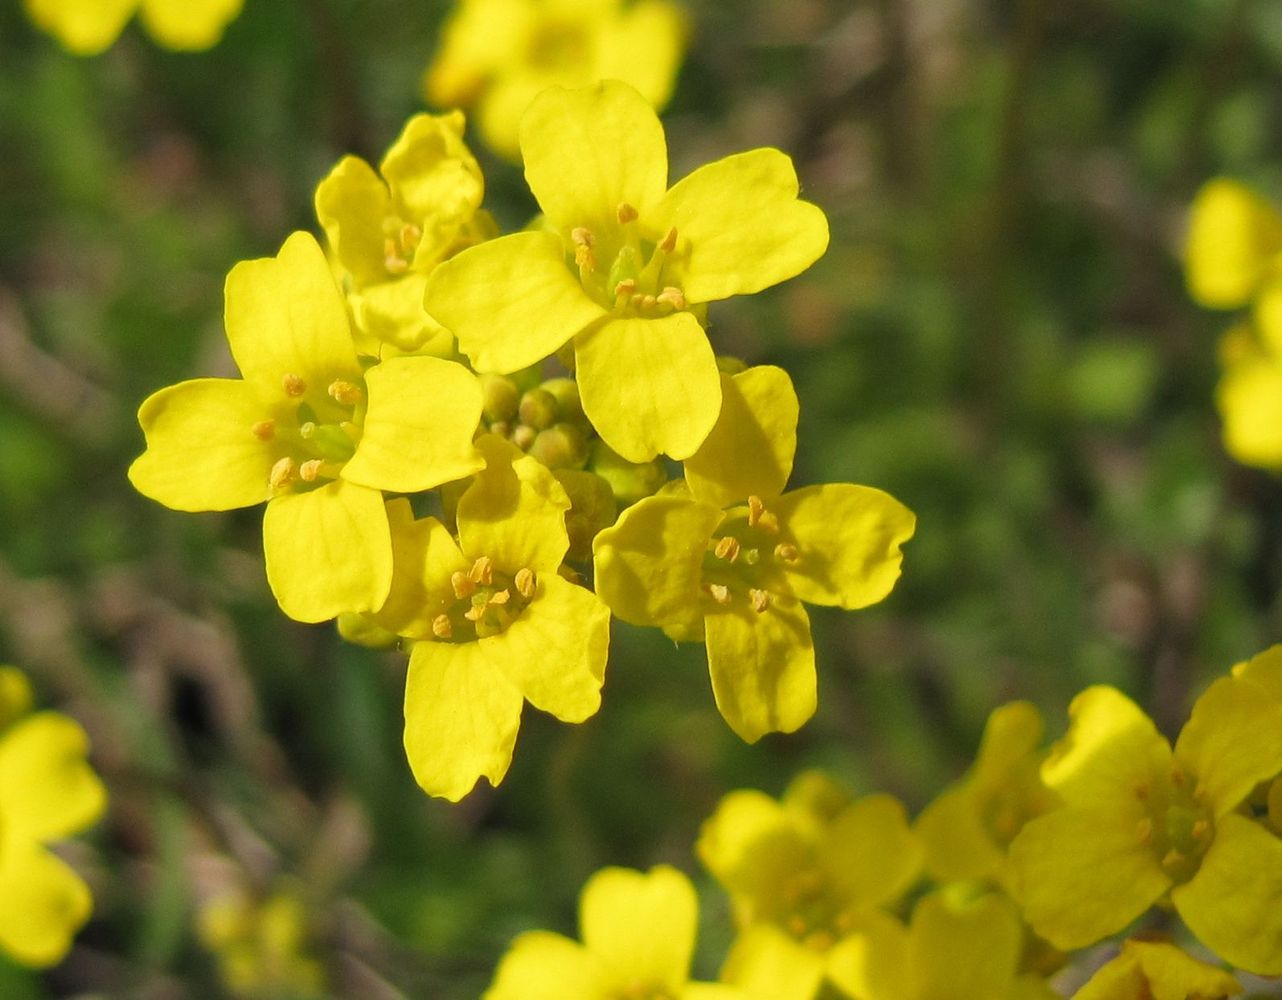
xmin=130 ymin=83 xmax=911 ymax=800
xmin=23 ymin=0 xmax=244 ymax=55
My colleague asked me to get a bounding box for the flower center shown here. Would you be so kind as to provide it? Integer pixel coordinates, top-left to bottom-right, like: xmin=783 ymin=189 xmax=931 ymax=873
xmin=772 ymin=867 xmax=853 ymax=953
xmin=700 ymin=496 xmax=798 ymax=614
xmin=382 ymin=218 xmax=423 ymax=276
xmin=260 ymin=373 xmax=366 ymax=495
xmin=1133 ymin=764 xmax=1216 ymax=883
xmin=428 ymin=557 xmax=538 ymax=642
xmin=525 ymin=18 xmax=591 ymax=70
xmin=569 ymin=204 xmax=688 ymax=319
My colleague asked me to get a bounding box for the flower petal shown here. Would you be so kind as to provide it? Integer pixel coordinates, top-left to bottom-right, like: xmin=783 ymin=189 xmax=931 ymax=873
xmin=0 ymin=712 xmax=105 ymax=844
xmin=908 ymin=890 xmax=1023 ymax=1000
xmin=581 ymin=866 xmax=695 ymax=990
xmin=1074 ymin=940 xmax=1243 ymax=1000
xmin=403 ymin=638 xmax=524 ymax=802
xmin=457 ymin=435 xmax=571 ymax=572
xmin=704 ymin=596 xmax=816 ymax=743
xmin=720 ymin=924 xmax=826 ymax=1000
xmin=1173 ymin=813 xmax=1282 ymax=976
xmin=129 ymin=378 xmax=279 ymax=512
xmin=825 ymin=910 xmax=910 ymax=1000
xmin=647 ymin=149 xmax=829 ymax=304
xmin=593 ymin=493 xmax=720 ymax=628
xmin=425 ymin=231 xmax=605 ymax=374
xmin=0 ymin=841 xmax=92 ymax=968
xmin=916 ymin=785 xmax=1006 ymax=886
xmin=380 ymin=111 xmax=484 ymax=243
xmin=684 ymin=366 xmax=798 ymax=508
xmin=224 ymin=231 xmax=360 ymax=392
xmin=483 ymin=930 xmax=609 ymax=1000
xmin=314 ymin=155 xmax=394 ymax=287
xmin=262 ymin=479 xmax=392 ymax=623
xmin=1216 ymin=354 xmax=1282 ymax=471
xmin=23 ymin=0 xmax=135 ymax=55
xmin=482 ymin=574 xmax=607 ymax=723
xmin=372 ymin=502 xmax=468 ymax=639
xmin=520 ymin=80 xmax=669 ymax=237
xmin=1185 ymin=179 xmax=1282 ymax=309
xmin=138 ymin=0 xmax=242 ymax=49
xmin=342 ymin=356 xmax=485 ymax=493
xmin=597 ymin=0 xmax=689 ymax=113
xmin=775 ymin=484 xmax=915 ymax=609
xmin=821 ymin=794 xmax=922 ymax=910
xmin=696 ymin=790 xmax=811 ymax=911
xmin=575 ymin=312 xmax=722 ymax=462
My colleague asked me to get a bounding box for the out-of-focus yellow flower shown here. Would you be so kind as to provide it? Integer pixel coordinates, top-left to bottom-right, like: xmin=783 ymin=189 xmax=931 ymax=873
xmin=593 ymin=366 xmax=913 ymax=741
xmin=1009 ymin=645 xmax=1282 ymax=974
xmin=485 ymin=865 xmax=744 ymax=1000
xmin=916 ymin=701 xmax=1056 ymax=892
xmin=426 ymin=80 xmax=830 ymax=463
xmin=315 ymin=112 xmax=495 ymax=354
xmin=198 ymin=886 xmax=326 ymax=999
xmin=371 ymin=436 xmax=609 ymax=800
xmin=0 ymin=666 xmax=106 ymax=968
xmin=128 ymin=231 xmax=485 ymax=623
xmin=1215 ymin=313 xmax=1282 ymax=470
xmin=24 ymin=0 xmax=243 ymax=55
xmin=1185 ymin=179 xmax=1282 ymax=310
xmin=696 ymin=772 xmax=921 ymax=1000
xmin=424 ymin=0 xmax=688 ymax=161
xmin=1070 ymin=939 xmax=1241 ymax=1000
xmin=833 ymin=887 xmax=1058 ymax=1000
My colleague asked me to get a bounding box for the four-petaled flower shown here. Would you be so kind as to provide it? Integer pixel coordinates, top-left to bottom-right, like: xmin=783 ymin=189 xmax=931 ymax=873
xmin=24 ymin=0 xmax=243 ymax=54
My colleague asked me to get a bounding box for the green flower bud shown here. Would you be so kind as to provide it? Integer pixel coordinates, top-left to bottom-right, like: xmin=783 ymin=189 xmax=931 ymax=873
xmin=589 ymin=439 xmax=667 ymax=506
xmin=529 ymin=422 xmax=589 ymax=469
xmin=554 ymin=470 xmax=618 ymax=562
xmin=480 ymin=374 xmax=520 ymax=423
xmin=518 ymin=387 xmax=559 ymax=430
xmin=540 ymin=377 xmax=584 ymax=423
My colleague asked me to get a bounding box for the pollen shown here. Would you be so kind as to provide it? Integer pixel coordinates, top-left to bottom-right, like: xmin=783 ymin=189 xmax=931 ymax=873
xmin=572 ymin=227 xmax=596 ymax=277
xmin=616 ymin=202 xmax=638 ymax=224
xmin=328 ymin=379 xmax=363 ymax=406
xmin=298 ymin=458 xmax=324 ymax=482
xmin=515 ymin=567 xmax=537 ymax=599
xmin=746 ymin=495 xmax=780 ymax=533
xmin=269 ymin=456 xmax=297 ymax=491
xmin=468 ymin=555 xmax=495 ymax=586
xmin=774 ymin=542 xmax=799 ymax=563
xmin=282 ymin=373 xmax=307 ymax=397
xmin=714 ymin=536 xmax=741 ymax=562
xmin=656 ymin=286 xmax=686 ymax=311
xmin=707 ymin=583 xmax=731 ymax=605
xmin=451 ymin=570 xmax=476 ymax=600
xmin=749 ymin=588 xmax=771 ymax=613
xmin=251 ymin=419 xmax=276 ymax=441
xmin=432 ymin=614 xmax=453 ymax=639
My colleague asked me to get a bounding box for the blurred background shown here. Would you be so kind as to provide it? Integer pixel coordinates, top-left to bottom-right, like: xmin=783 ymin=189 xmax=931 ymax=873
xmin=3 ymin=0 xmax=1282 ymax=995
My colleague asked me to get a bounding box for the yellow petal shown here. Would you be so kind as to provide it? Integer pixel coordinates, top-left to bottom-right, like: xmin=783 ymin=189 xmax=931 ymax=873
xmin=908 ymin=890 xmax=1023 ymax=1000
xmin=683 ymin=984 xmax=752 ymax=1000
xmin=481 ymin=574 xmax=607 ymax=723
xmin=426 ymin=231 xmax=605 ymax=374
xmin=483 ymin=930 xmax=609 ymax=1000
xmin=262 ymin=479 xmax=392 ymax=623
xmin=477 ymin=73 xmax=553 ymax=163
xmin=720 ymin=924 xmax=826 ymax=1000
xmin=0 ymin=842 xmax=92 ymax=968
xmin=0 ymin=712 xmax=105 ymax=844
xmin=0 ymin=667 xmax=33 ymax=731
xmin=137 ymin=0 xmax=242 ymax=49
xmin=520 ymin=81 xmax=669 ymax=237
xmin=314 ymin=155 xmax=394 ymax=287
xmin=916 ymin=785 xmax=1006 ymax=886
xmin=1073 ymin=939 xmax=1243 ymax=1000
xmin=129 ymin=378 xmax=278 ymax=512
xmin=648 ymin=149 xmax=829 ymax=305
xmin=457 ymin=435 xmax=571 ymax=572
xmin=972 ymin=701 xmax=1046 ymax=791
xmin=684 ymin=366 xmax=798 ymax=508
xmin=423 ymin=0 xmax=528 ymax=108
xmin=372 ymin=502 xmax=467 ymax=639
xmin=596 ymin=0 xmax=689 ymax=113
xmin=581 ymin=866 xmax=695 ymax=990
xmin=775 ymin=484 xmax=915 ymax=609
xmin=1216 ymin=354 xmax=1282 ymax=470
xmin=1009 ymin=806 xmax=1170 ymax=951
xmin=351 ymin=274 xmax=454 ymax=354
xmin=825 ymin=909 xmax=910 ymax=1000
xmin=1185 ymin=179 xmax=1282 ymax=309
xmin=1173 ymin=813 xmax=1282 ymax=976
xmin=23 ymin=0 xmax=135 ymax=55
xmin=380 ymin=111 xmax=484 ymax=240
xmin=822 ymin=794 xmax=922 ymax=909
xmin=223 ymin=231 xmax=360 ymax=393
xmin=704 ymin=597 xmax=816 ymax=742
xmin=592 ymin=493 xmax=720 ymax=628
xmin=1231 ymin=642 xmax=1282 ymax=694
xmin=342 ymin=356 xmax=485 ymax=493
xmin=575 ymin=312 xmax=722 ymax=462
xmin=403 ymin=638 xmax=524 ymax=802
xmin=695 ymin=790 xmax=811 ymax=910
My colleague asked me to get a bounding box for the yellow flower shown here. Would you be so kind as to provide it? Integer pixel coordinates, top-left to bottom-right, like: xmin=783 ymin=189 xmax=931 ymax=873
xmin=198 ymin=884 xmax=326 ymax=999
xmin=1215 ymin=319 xmax=1282 ymax=470
xmin=0 ymin=667 xmax=106 ymax=967
xmin=916 ymin=701 xmax=1056 ymax=892
xmin=425 ymin=80 xmax=830 ymax=462
xmin=1185 ymin=179 xmax=1282 ymax=310
xmin=833 ymin=887 xmax=1059 ymax=1000
xmin=592 ymin=366 xmax=914 ymax=740
xmin=696 ymin=772 xmax=921 ymax=1000
xmin=423 ymin=0 xmax=688 ymax=161
xmin=485 ymin=865 xmax=746 ymax=1000
xmin=24 ymin=0 xmax=243 ymax=55
xmin=373 ymin=436 xmax=609 ymax=800
xmin=128 ymin=231 xmax=485 ymax=623
xmin=1070 ymin=939 xmax=1241 ymax=1000
xmin=1009 ymin=645 xmax=1282 ymax=974
xmin=315 ymin=112 xmax=494 ymax=354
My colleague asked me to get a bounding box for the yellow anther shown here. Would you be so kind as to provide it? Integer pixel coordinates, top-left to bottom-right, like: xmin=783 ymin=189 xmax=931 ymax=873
xmin=786 ymin=915 xmax=808 ymax=938
xmin=833 ymin=910 xmax=855 ymax=934
xmin=489 ymin=589 xmax=511 ymax=606
xmin=656 ymin=286 xmax=686 ymax=310
xmin=298 ymin=459 xmax=324 ymax=482
xmin=251 ymin=419 xmax=276 ymax=441
xmin=515 ymin=567 xmax=537 ymax=600
xmin=383 ymin=237 xmax=410 ymax=274
xmin=469 ymin=556 xmax=494 ymax=586
xmin=339 ymin=420 xmax=361 ymax=443
xmin=571 ymin=227 xmax=596 ymax=276
xmin=805 ymin=930 xmax=835 ymax=953
xmin=746 ymin=495 xmax=768 ymax=527
xmin=774 ymin=542 xmax=800 ymax=563
xmin=1191 ymin=819 xmax=1211 ymax=840
xmin=328 ymin=379 xmax=363 ymax=406
xmin=283 ymin=373 xmax=307 ymax=397
xmin=616 ymin=202 xmax=639 ymax=224
xmin=463 ymin=603 xmax=486 ymax=622
xmin=640 ymin=293 xmax=657 ymax=310
xmin=269 ymin=456 xmax=297 ymax=491
xmin=451 ymin=570 xmax=476 ymax=600
xmin=714 ymin=536 xmax=741 ymax=561
xmin=630 ymin=292 xmax=645 ymax=309
xmin=613 ymin=278 xmax=637 ymax=308
xmin=1135 ymin=817 xmax=1153 ymax=845
xmin=399 ymin=222 xmax=422 ymax=255
xmin=757 ymin=511 xmax=779 ymax=533
xmin=572 ymin=227 xmax=594 ymax=248
xmin=659 ymin=226 xmax=677 ymax=253
xmin=707 ymin=583 xmax=731 ymax=605
xmin=1161 ymin=849 xmax=1187 ymax=873
xmin=1171 ymin=765 xmax=1187 ymax=787
xmin=749 ymin=588 xmax=770 ymax=614
xmin=432 ymin=614 xmax=453 ymax=639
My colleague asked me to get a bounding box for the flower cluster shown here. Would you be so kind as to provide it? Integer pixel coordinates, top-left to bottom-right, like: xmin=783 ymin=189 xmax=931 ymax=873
xmin=129 ymin=80 xmax=914 ymax=800
xmin=0 ymin=666 xmax=106 ymax=968
xmin=24 ymin=0 xmax=244 ymax=54
xmin=485 ymin=647 xmax=1282 ymax=997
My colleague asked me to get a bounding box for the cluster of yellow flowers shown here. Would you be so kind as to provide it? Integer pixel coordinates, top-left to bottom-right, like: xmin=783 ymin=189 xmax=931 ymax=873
xmin=487 ymin=646 xmax=1282 ymax=999
xmin=23 ymin=0 xmax=244 ymax=54
xmin=128 ymin=80 xmax=916 ymax=802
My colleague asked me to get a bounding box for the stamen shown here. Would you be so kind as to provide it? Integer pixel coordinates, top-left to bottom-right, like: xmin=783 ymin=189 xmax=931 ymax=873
xmin=749 ymin=589 xmax=770 ymax=614
xmin=1191 ymin=819 xmax=1210 ymax=840
xmin=616 ymin=202 xmax=638 ymax=224
xmin=512 ymin=425 xmax=536 ymax=450
xmin=1135 ymin=817 xmax=1153 ymax=845
xmin=300 ymin=421 xmax=317 ymax=439
xmin=469 ymin=556 xmax=494 ymax=586
xmin=399 ymin=222 xmax=422 ymax=255
xmin=463 ymin=602 xmax=486 ymax=622
xmin=774 ymin=542 xmax=800 ymax=563
xmin=432 ymin=614 xmax=453 ymax=639
xmin=572 ymin=227 xmax=596 ymax=278
xmin=269 ymin=456 xmax=297 ymax=491
xmin=786 ymin=915 xmax=808 ymax=937
xmin=489 ymin=589 xmax=511 ymax=606
xmin=707 ymin=583 xmax=731 ymax=605
xmin=283 ymin=373 xmax=307 ymax=397
xmin=251 ymin=420 xmax=276 ymax=441
xmin=1161 ymin=849 xmax=1186 ymax=870
xmin=656 ymin=286 xmax=686 ymax=311
xmin=659 ymin=227 xmax=678 ymax=253
xmin=613 ymin=278 xmax=637 ymax=309
xmin=328 ymin=379 xmax=363 ymax=406
xmin=714 ymin=536 xmax=741 ymax=562
xmin=451 ymin=571 xmax=476 ymax=600
xmin=384 ymin=237 xmax=410 ymax=274
xmin=515 ymin=568 xmax=537 ymax=599
xmin=1171 ymin=766 xmax=1186 ymax=787
xmin=298 ymin=458 xmax=324 ymax=482
xmin=747 ymin=496 xmax=766 ymax=527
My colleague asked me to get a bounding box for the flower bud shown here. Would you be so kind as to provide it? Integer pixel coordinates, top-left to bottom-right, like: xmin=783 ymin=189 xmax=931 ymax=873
xmin=540 ymin=377 xmax=584 ymax=423
xmin=518 ymin=387 xmax=559 ymax=430
xmin=480 ymin=374 xmax=520 ymax=423
xmin=554 ymin=470 xmax=618 ymax=562
xmin=529 ymin=422 xmax=589 ymax=469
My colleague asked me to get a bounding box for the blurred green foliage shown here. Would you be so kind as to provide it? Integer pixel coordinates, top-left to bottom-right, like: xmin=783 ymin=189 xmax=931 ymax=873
xmin=4 ymin=0 xmax=1282 ymax=995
